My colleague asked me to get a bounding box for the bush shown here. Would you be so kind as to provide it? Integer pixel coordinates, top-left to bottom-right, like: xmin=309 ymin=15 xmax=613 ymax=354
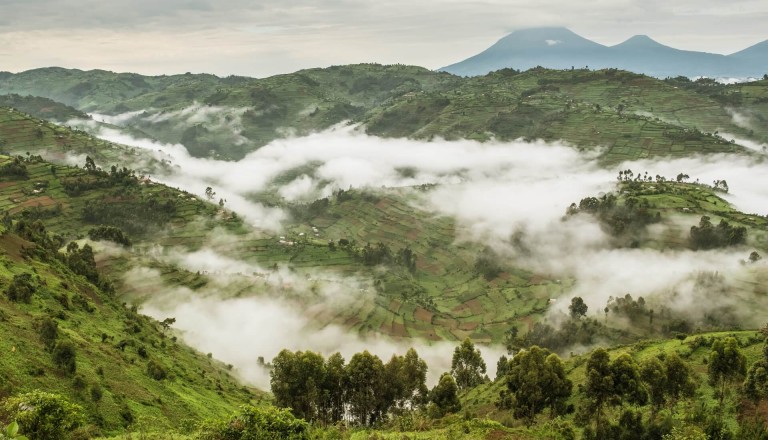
xmin=197 ymin=405 xmax=309 ymax=440
xmin=52 ymin=341 xmax=77 ymax=375
xmin=6 ymin=274 xmax=35 ymax=303
xmin=89 ymin=385 xmax=102 ymax=402
xmin=37 ymin=317 xmax=58 ymax=350
xmin=146 ymin=359 xmax=168 ymax=380
xmin=1 ymin=391 xmax=85 ymax=440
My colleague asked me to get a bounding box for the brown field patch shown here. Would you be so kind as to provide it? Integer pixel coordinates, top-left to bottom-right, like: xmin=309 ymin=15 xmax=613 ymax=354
xmin=414 ymin=307 xmax=433 ymax=323
xmin=389 ymin=322 xmax=408 ymax=338
xmin=388 ymin=299 xmax=402 ymax=314
xmin=458 ymin=321 xmax=479 ymax=331
xmin=0 ymin=234 xmax=34 ymax=262
xmin=465 ymin=298 xmax=484 ymax=315
xmin=18 ymin=196 xmax=57 ymax=208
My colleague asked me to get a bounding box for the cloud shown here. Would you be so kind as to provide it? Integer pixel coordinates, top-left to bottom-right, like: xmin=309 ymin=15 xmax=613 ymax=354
xmin=545 ymin=39 xmax=563 ymax=46
xmin=0 ymin=1 xmax=766 ymax=76
xmin=67 ymin=119 xmax=768 ymax=379
xmin=130 ymin=252 xmax=505 ymax=389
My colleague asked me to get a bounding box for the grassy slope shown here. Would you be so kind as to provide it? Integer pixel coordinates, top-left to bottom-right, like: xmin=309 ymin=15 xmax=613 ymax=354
xmin=0 ymin=224 xmax=257 ymax=437
xmin=0 ymin=94 xmax=90 ymax=122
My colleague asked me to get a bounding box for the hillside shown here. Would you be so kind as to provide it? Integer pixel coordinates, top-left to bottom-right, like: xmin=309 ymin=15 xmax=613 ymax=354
xmin=2 ymin=65 xmax=767 ymax=163
xmin=1 ymin=63 xmax=768 ymax=438
xmin=0 ymin=194 xmax=257 ymax=437
xmin=1 ymin=107 xmax=766 ymax=349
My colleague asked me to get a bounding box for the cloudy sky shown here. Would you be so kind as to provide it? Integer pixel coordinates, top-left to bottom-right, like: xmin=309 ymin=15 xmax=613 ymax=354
xmin=1 ymin=0 xmax=766 ymax=77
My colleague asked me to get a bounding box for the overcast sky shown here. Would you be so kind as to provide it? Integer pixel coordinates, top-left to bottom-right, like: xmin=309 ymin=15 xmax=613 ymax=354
xmin=1 ymin=0 xmax=766 ymax=77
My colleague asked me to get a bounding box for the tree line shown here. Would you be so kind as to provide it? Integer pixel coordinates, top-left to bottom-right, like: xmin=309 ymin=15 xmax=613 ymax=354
xmin=269 ymin=338 xmax=488 ymax=427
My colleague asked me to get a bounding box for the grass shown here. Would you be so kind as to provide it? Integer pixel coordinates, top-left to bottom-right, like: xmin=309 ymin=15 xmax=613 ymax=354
xmin=0 ymin=224 xmax=260 ymax=437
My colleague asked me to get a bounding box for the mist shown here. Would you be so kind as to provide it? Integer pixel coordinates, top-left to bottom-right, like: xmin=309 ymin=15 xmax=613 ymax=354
xmin=64 ymin=116 xmax=768 ymax=384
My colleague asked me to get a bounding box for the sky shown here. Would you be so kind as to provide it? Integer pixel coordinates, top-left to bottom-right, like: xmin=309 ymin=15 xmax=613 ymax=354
xmin=1 ymin=0 xmax=767 ymax=78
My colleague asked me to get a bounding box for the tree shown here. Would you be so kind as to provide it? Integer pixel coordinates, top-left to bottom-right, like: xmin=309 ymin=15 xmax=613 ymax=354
xmin=569 ymin=297 xmax=588 ymax=319
xmin=505 ymin=346 xmax=572 ymax=426
xmin=708 ymin=337 xmax=747 ymax=406
xmin=270 ymin=350 xmax=325 ymax=422
xmin=399 ymin=348 xmax=429 ymax=408
xmin=204 ymin=186 xmax=215 ymax=200
xmin=430 ymin=373 xmax=461 ymax=417
xmin=2 ymin=391 xmax=84 ymax=440
xmin=583 ymin=348 xmax=614 ymax=430
xmin=496 ymin=355 xmax=510 ymax=381
xmin=663 ymin=353 xmax=697 ymax=406
xmin=37 ymin=317 xmax=58 ymax=351
xmin=743 ymin=338 xmax=768 ymax=414
xmin=318 ymin=352 xmax=346 ymax=425
xmin=640 ymin=356 xmax=667 ymax=416
xmin=610 ymin=353 xmax=647 ymax=406
xmin=451 ymin=338 xmax=487 ymax=391
xmin=346 ymin=351 xmax=386 ymax=426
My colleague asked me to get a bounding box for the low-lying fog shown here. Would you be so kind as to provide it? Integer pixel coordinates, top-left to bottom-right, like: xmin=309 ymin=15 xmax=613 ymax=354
xmin=73 ymin=117 xmax=768 ymax=388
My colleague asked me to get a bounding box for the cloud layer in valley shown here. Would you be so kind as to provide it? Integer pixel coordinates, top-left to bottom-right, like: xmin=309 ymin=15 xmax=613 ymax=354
xmin=75 ymin=120 xmax=768 ymax=381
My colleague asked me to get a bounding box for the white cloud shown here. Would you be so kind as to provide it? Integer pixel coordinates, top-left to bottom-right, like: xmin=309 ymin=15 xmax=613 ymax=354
xmin=0 ymin=1 xmax=766 ymax=76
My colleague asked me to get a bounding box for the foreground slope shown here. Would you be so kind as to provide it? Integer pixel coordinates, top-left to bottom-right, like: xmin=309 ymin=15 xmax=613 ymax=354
xmin=0 ymin=216 xmax=256 ymax=436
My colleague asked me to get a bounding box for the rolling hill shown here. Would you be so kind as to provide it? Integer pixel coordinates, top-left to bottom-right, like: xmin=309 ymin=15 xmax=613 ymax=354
xmin=3 ymin=65 xmax=767 ymax=164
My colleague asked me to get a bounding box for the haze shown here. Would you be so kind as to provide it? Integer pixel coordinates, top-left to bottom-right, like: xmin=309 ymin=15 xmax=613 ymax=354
xmin=69 ymin=116 xmax=768 ymax=386
xmin=0 ymin=0 xmax=766 ymax=77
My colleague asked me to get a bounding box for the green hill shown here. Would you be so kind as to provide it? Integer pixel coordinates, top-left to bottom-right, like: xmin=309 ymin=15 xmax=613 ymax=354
xmin=2 ymin=65 xmax=766 ymax=162
xmin=0 ymin=213 xmax=257 ymax=437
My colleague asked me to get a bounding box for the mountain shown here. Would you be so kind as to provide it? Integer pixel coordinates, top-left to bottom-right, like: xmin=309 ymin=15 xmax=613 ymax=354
xmin=439 ymin=27 xmax=608 ymax=77
xmin=440 ymin=27 xmax=768 ymax=78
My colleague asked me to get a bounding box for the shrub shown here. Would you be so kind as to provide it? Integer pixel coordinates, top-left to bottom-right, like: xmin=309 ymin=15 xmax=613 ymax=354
xmin=6 ymin=274 xmax=35 ymax=303
xmin=37 ymin=317 xmax=58 ymax=350
xmin=197 ymin=405 xmax=309 ymax=440
xmin=52 ymin=341 xmax=77 ymax=375
xmin=1 ymin=391 xmax=84 ymax=440
xmin=146 ymin=359 xmax=168 ymax=380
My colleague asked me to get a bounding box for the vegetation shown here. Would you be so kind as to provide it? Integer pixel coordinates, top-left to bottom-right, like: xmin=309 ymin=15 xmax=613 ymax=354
xmin=0 ymin=65 xmax=767 ymax=439
xmin=2 ymin=65 xmax=766 ymax=163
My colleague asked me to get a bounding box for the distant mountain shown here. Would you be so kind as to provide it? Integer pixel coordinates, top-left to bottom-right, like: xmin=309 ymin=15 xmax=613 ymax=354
xmin=440 ymin=27 xmax=768 ymax=78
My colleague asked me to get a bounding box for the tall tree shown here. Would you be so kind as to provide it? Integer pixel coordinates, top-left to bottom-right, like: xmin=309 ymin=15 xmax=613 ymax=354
xmin=319 ymin=352 xmax=346 ymax=425
xmin=583 ymin=348 xmax=614 ymax=430
xmin=640 ymin=356 xmax=667 ymax=416
xmin=430 ymin=373 xmax=461 ymax=417
xmin=400 ymin=348 xmax=429 ymax=408
xmin=663 ymin=352 xmax=697 ymax=407
xmin=743 ymin=338 xmax=768 ymax=414
xmin=708 ymin=337 xmax=747 ymax=407
xmin=610 ymin=353 xmax=647 ymax=406
xmin=270 ymin=350 xmax=326 ymax=421
xmin=505 ymin=346 xmax=572 ymax=426
xmin=451 ymin=338 xmax=487 ymax=391
xmin=569 ymin=297 xmax=588 ymax=319
xmin=346 ymin=351 xmax=386 ymax=426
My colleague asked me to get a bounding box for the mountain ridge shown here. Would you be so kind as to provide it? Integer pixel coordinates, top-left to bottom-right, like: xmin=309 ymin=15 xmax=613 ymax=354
xmin=441 ymin=27 xmax=768 ymax=78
